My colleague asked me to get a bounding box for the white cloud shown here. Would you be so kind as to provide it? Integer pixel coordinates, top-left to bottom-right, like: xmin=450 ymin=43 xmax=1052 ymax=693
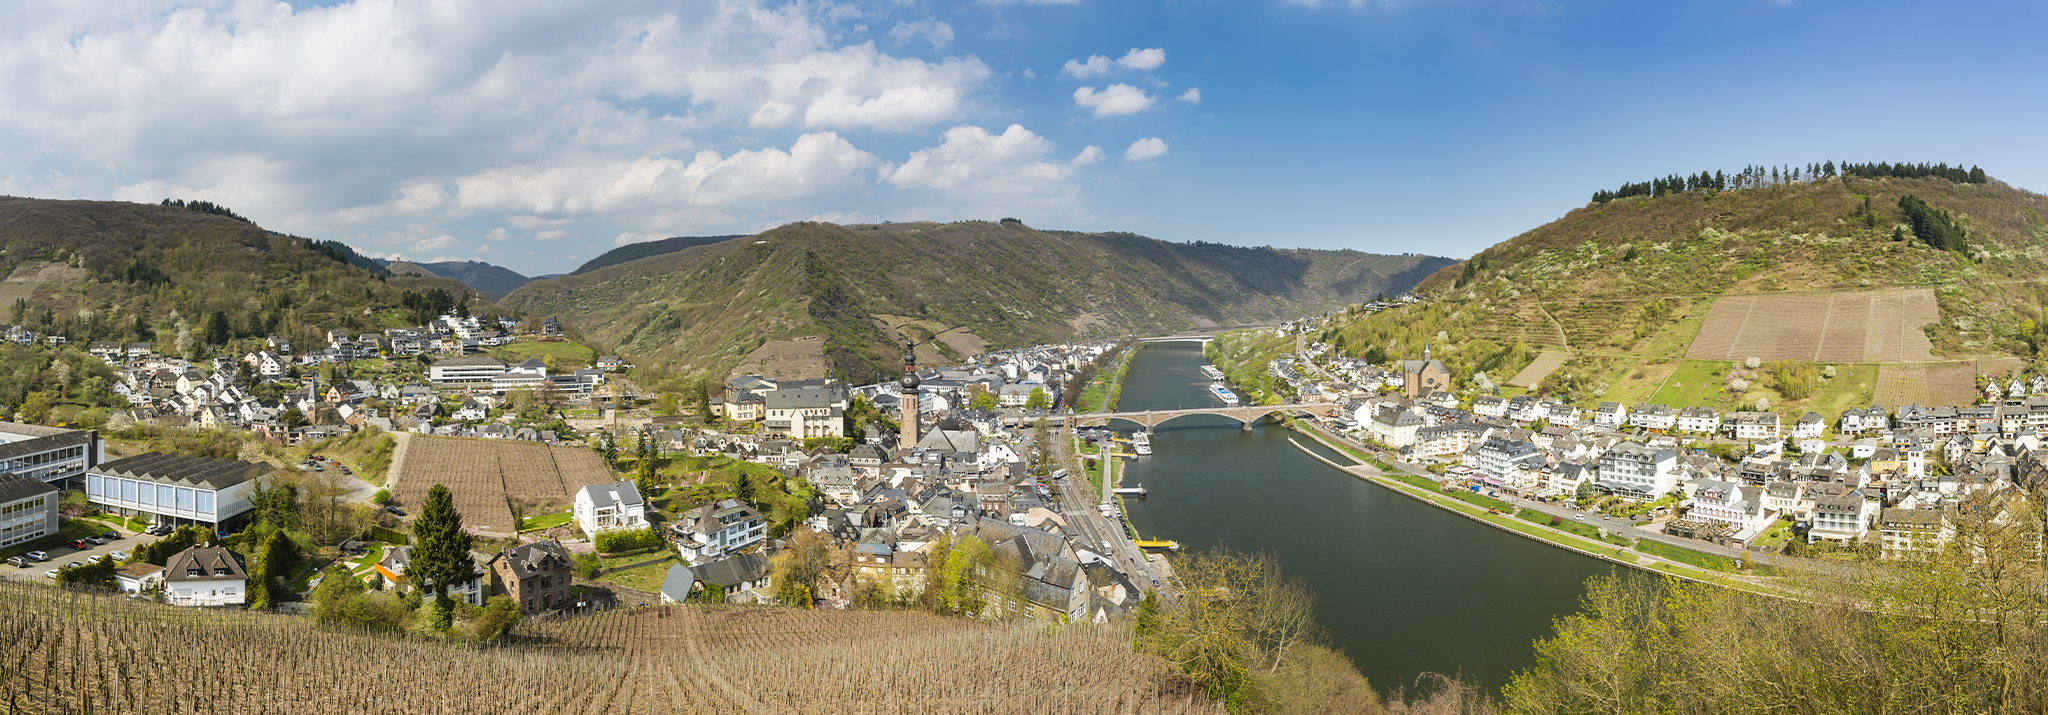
xmin=410 ymin=235 xmax=462 ymax=252
xmin=1124 ymin=137 xmax=1168 ymax=161
xmin=613 ymin=232 xmax=664 ymax=247
xmin=535 ymin=229 xmax=567 ymax=240
xmin=888 ymin=20 xmax=954 ymax=50
xmin=485 ymin=227 xmax=511 ymax=241
xmin=453 ymin=132 xmax=879 ymax=215
xmin=1072 ymin=145 xmax=1106 ymax=166
xmin=1073 ymin=84 xmax=1156 ymax=116
xmin=1061 ymin=48 xmax=1166 ymax=78
xmin=1177 ymin=87 xmax=1202 ymax=104
xmin=884 ymin=124 xmax=1088 ymax=206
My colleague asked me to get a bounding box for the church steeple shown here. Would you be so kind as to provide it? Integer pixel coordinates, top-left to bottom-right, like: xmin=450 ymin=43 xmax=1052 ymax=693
xmin=1423 ymin=340 xmax=1431 ymax=362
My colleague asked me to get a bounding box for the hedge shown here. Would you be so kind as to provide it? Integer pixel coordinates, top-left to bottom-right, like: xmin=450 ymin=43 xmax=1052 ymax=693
xmin=595 ymin=527 xmax=662 ymax=554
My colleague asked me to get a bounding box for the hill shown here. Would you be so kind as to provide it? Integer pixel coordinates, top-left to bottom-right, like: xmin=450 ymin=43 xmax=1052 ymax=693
xmin=501 ymin=220 xmax=1454 ymax=382
xmin=0 ymin=196 xmax=494 ymax=352
xmin=381 ymin=258 xmax=534 ymax=297
xmin=1268 ymin=168 xmax=2048 ymax=413
xmin=570 ymin=234 xmax=748 ymax=275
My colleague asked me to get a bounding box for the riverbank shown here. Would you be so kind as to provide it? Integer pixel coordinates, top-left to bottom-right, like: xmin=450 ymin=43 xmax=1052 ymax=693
xmin=1287 ymin=421 xmax=1786 ymax=596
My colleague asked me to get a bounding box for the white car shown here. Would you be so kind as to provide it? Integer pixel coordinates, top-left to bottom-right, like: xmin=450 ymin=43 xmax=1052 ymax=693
xmin=107 ymin=551 xmax=129 ymax=562
xmin=42 ymin=569 xmax=57 ymax=579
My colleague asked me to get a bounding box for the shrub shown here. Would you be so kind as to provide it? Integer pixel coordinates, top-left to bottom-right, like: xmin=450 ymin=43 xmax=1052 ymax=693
xmin=594 ymin=527 xmax=662 ymax=554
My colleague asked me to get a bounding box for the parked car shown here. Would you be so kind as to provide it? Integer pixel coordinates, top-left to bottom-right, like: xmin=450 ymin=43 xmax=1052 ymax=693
xmin=24 ymin=550 xmax=47 ymax=562
xmin=98 ymin=531 xmax=119 ymax=541
xmin=82 ymin=536 xmax=105 ymax=546
xmin=5 ymin=556 xmax=23 ymax=568
xmin=64 ymin=561 xmax=80 ymax=570
xmin=66 ymin=539 xmax=88 ymax=550
xmin=384 ymin=505 xmax=407 ymax=516
xmin=43 ymin=569 xmax=57 ymax=579
xmin=107 ymin=551 xmax=129 ymax=562
xmin=144 ymin=525 xmax=171 ymax=536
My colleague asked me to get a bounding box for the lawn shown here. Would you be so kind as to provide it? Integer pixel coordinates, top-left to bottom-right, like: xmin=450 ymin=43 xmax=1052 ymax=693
xmin=598 ymin=557 xmax=681 ymax=595
xmin=1518 ymin=509 xmax=1631 ymax=546
xmin=1590 ymin=358 xmax=1682 ymax=408
xmin=520 ymin=511 xmax=574 ymax=533
xmin=1647 ymin=359 xmax=1736 ymax=408
xmin=488 ymin=340 xmax=597 ymax=369
xmin=1629 ymin=297 xmax=1712 ymax=359
xmin=1635 ymin=539 xmax=1738 ymax=572
xmin=348 ymin=544 xmax=388 ymax=576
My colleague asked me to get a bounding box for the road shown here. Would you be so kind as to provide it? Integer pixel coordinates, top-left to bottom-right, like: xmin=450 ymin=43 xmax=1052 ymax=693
xmin=1051 ymin=434 xmax=1169 ymax=596
xmin=1 ymin=521 xmax=165 ymax=583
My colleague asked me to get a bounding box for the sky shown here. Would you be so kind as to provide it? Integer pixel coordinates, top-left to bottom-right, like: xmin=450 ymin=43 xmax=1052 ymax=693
xmin=2 ymin=0 xmax=2044 ymax=276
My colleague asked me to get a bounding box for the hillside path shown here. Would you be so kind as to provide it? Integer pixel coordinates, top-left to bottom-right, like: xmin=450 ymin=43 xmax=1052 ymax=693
xmin=383 ymin=431 xmax=414 ymax=496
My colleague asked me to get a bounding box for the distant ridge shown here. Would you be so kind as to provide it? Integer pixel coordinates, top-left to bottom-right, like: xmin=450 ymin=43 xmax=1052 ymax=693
xmin=571 ymin=235 xmax=747 ymax=275
xmin=376 ymin=259 xmax=534 ymax=297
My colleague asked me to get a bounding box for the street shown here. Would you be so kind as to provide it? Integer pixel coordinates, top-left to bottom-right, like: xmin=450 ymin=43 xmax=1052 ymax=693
xmin=1051 ymin=432 xmax=1170 ymax=596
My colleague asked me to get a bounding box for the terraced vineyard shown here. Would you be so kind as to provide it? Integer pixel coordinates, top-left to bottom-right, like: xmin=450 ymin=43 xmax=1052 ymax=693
xmin=391 ymin=436 xmax=618 ymax=532
xmin=0 ymin=581 xmax=1220 ymax=715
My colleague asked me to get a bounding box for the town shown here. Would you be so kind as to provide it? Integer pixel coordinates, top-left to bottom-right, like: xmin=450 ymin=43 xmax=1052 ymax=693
xmin=1239 ymin=304 xmax=2044 ymax=564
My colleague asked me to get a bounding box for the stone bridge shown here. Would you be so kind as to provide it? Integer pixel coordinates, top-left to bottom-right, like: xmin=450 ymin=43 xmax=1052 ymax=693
xmin=1072 ymin=403 xmax=1334 ymax=432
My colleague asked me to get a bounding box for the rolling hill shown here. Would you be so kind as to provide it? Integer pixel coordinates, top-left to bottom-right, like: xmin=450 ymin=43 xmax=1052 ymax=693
xmin=0 ymin=197 xmax=493 ymax=351
xmin=381 ymin=259 xmax=534 ymax=297
xmin=501 ymin=220 xmax=1453 ymax=382
xmin=571 ymin=234 xmax=748 ymax=275
xmin=1280 ymin=166 xmax=2048 ymax=413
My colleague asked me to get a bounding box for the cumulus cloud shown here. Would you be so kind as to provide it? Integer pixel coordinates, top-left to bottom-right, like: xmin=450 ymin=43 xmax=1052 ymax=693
xmin=888 ymin=19 xmax=954 ymax=50
xmin=453 ymin=132 xmax=879 ymax=215
xmin=1124 ymin=137 xmax=1168 ymax=161
xmin=1177 ymin=87 xmax=1202 ymax=104
xmin=485 ymin=227 xmax=511 ymax=241
xmin=1061 ymin=48 xmax=1167 ymax=78
xmin=1073 ymin=84 xmax=1156 ymax=116
xmin=410 ymin=235 xmax=463 ymax=252
xmin=1072 ymin=145 xmax=1106 ymax=166
xmin=883 ymin=124 xmax=1090 ymax=206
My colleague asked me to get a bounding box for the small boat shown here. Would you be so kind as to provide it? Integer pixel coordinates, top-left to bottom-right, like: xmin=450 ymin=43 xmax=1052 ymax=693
xmin=1113 ymin=483 xmax=1148 ymax=497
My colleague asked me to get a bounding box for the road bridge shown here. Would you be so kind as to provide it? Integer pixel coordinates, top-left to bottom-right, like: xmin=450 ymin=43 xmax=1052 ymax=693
xmin=1072 ymin=403 xmax=1334 ymax=432
xmin=1136 ymin=334 xmax=1214 ymax=344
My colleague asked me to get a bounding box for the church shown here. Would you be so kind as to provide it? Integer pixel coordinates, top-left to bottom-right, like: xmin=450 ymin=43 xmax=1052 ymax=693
xmin=1402 ymin=343 xmax=1450 ymax=398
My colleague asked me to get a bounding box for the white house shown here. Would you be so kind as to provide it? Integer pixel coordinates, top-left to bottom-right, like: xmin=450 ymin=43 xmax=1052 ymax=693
xmin=1593 ymin=402 xmax=1629 ymax=429
xmin=1596 ymin=441 xmax=1679 ymax=499
xmin=1792 ymin=412 xmax=1827 ymax=439
xmin=1367 ymin=404 xmax=1424 ymax=449
xmin=670 ymin=499 xmax=766 ymax=563
xmin=1471 ymin=437 xmax=1544 ymax=489
xmin=163 ymin=547 xmax=248 ymax=607
xmin=1630 ymin=404 xmax=1676 ymax=431
xmin=0 ymin=473 xmax=58 ymax=549
xmin=1675 ymin=407 xmax=1719 ymax=434
xmin=574 ymin=482 xmax=649 ymax=535
xmin=428 ymin=356 xmax=507 ymax=386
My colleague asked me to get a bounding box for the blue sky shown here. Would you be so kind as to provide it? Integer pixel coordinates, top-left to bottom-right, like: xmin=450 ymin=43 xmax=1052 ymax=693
xmin=2 ymin=0 xmax=2042 ymax=276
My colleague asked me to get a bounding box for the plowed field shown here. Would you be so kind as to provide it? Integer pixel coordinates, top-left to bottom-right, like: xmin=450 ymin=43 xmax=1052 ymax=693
xmin=391 ymin=435 xmax=617 ymax=532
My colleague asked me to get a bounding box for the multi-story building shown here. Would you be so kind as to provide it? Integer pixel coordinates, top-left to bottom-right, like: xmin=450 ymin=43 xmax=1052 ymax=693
xmin=0 ymin=473 xmax=58 ymax=548
xmin=493 ymin=539 xmax=575 ymax=616
xmin=1597 ymin=441 xmax=1679 ymax=499
xmin=1877 ymin=508 xmax=1947 ymax=559
xmin=1686 ymin=478 xmax=1752 ymax=528
xmin=1809 ymin=491 xmax=1874 ymax=543
xmin=85 ymin=453 xmax=270 ymax=532
xmin=574 ymin=482 xmax=649 ymax=535
xmin=1723 ymin=411 xmax=1781 ymax=441
xmin=1367 ymin=404 xmax=1424 ymax=449
xmin=1630 ymin=403 xmax=1676 ymax=432
xmin=1471 ymin=437 xmax=1545 ymax=489
xmin=1675 ymin=406 xmax=1720 ymax=434
xmin=163 ymin=547 xmax=249 ymax=607
xmin=671 ymin=499 xmax=767 ymax=562
xmin=374 ymin=547 xmax=500 ymax=606
xmin=0 ymin=422 xmax=104 ymax=489
xmin=428 ymin=356 xmax=507 ymax=386
xmin=764 ymin=386 xmax=846 ymax=440
xmin=1593 ymin=402 xmax=1629 ymax=429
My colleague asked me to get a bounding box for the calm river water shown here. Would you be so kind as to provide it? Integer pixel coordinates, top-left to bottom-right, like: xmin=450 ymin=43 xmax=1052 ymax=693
xmin=1114 ymin=342 xmax=1613 ymax=694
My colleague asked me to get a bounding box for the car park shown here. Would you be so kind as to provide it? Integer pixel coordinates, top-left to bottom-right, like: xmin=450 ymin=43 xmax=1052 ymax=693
xmin=83 ymin=536 xmax=105 ymax=546
xmin=64 ymin=561 xmax=80 ymax=570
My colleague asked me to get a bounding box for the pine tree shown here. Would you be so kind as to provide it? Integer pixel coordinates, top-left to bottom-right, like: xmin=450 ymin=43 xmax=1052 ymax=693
xmin=410 ymin=483 xmax=475 ymax=628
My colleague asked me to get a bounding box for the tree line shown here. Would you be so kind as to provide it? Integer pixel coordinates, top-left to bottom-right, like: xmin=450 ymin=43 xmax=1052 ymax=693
xmin=160 ymin=198 xmax=250 ymax=223
xmin=1592 ymin=160 xmax=1989 ymax=203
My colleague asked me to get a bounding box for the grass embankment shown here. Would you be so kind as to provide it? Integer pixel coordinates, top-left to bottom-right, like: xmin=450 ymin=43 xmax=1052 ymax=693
xmin=1516 ymin=509 xmax=1631 ymax=547
xmin=519 ymin=511 xmax=574 ymax=533
xmin=1078 ymin=345 xmax=1137 ymax=412
xmin=307 ymin=429 xmax=397 ymax=486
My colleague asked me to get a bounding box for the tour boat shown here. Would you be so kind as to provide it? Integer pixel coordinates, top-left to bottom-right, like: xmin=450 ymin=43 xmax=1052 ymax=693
xmin=1209 ymin=383 xmax=1240 ymax=406
xmin=1200 ymin=365 xmax=1225 ymax=381
xmin=1131 ymin=431 xmax=1153 ymax=455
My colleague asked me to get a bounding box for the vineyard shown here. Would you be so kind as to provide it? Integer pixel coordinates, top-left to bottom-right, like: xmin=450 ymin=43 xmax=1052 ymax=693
xmin=390 ymin=436 xmax=617 ymax=532
xmin=0 ymin=581 xmax=1221 ymax=715
xmin=1687 ymin=289 xmax=1939 ymax=363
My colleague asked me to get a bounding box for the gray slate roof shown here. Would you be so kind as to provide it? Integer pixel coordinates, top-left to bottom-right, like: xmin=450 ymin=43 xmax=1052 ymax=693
xmin=92 ymin=453 xmax=272 ymax=490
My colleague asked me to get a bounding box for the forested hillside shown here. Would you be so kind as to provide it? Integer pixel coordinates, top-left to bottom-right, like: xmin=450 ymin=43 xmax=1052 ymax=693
xmin=503 ymin=220 xmax=1453 ymax=382
xmin=0 ymin=197 xmax=493 ymax=352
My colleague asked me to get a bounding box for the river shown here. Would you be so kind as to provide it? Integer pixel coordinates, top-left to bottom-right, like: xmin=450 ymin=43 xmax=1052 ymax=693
xmin=1112 ymin=342 xmax=1614 ymax=694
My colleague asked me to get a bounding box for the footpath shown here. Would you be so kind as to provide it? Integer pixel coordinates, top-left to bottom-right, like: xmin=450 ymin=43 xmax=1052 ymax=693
xmin=1287 ymin=421 xmax=1786 ymax=597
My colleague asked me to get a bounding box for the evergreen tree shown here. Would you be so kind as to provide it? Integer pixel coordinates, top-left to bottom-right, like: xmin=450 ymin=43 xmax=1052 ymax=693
xmin=205 ymin=310 xmax=231 ymax=346
xmin=410 ymin=483 xmax=476 ymax=629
